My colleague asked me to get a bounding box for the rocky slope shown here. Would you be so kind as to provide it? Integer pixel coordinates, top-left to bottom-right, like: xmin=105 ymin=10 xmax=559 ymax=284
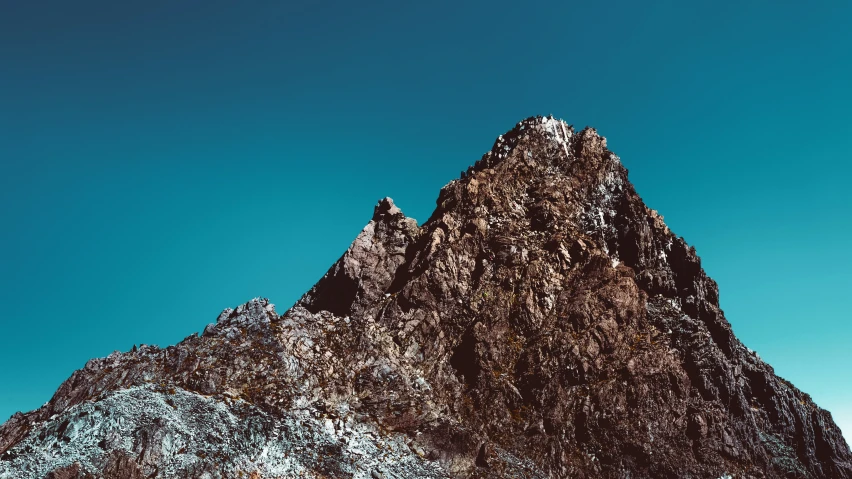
xmin=2 ymin=116 xmax=850 ymax=478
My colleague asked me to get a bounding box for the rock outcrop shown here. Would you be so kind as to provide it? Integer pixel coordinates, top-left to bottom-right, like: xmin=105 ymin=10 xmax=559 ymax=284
xmin=2 ymin=116 xmax=850 ymax=478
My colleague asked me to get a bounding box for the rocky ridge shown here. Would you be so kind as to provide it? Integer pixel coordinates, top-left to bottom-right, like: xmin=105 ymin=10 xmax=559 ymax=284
xmin=1 ymin=116 xmax=850 ymax=478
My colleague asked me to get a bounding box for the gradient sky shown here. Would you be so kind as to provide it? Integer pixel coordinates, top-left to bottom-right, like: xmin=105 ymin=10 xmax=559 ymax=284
xmin=2 ymin=0 xmax=851 ymax=440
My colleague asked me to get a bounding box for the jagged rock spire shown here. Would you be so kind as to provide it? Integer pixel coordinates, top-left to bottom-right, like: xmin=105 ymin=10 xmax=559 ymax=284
xmin=298 ymin=197 xmax=419 ymax=318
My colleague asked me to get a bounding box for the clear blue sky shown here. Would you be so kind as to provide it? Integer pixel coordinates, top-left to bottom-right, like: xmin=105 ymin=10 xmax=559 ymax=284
xmin=2 ymin=1 xmax=851 ymax=439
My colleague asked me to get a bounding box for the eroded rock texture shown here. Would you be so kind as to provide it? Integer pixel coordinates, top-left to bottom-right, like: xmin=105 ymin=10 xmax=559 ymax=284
xmin=2 ymin=117 xmax=850 ymax=478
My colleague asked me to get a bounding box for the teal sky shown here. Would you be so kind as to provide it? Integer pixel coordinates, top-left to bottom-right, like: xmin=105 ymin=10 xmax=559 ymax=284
xmin=2 ymin=1 xmax=851 ymax=440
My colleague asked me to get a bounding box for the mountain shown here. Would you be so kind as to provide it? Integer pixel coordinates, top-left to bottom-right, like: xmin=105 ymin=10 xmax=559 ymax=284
xmin=1 ymin=116 xmax=850 ymax=478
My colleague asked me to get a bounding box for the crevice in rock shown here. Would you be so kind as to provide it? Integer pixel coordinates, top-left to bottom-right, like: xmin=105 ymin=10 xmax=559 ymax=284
xmin=450 ymin=328 xmax=480 ymax=388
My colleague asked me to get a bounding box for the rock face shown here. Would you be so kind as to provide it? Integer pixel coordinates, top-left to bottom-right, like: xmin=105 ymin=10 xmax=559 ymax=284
xmin=2 ymin=116 xmax=850 ymax=478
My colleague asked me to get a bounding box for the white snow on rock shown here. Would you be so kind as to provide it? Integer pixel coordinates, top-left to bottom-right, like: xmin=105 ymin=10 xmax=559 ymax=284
xmin=537 ymin=115 xmax=573 ymax=161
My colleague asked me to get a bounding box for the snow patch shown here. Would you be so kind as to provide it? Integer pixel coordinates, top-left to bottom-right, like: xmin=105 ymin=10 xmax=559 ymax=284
xmin=537 ymin=116 xmax=572 ymax=161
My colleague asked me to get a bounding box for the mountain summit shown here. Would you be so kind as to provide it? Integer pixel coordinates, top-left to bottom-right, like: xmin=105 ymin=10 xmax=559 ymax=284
xmin=2 ymin=116 xmax=849 ymax=478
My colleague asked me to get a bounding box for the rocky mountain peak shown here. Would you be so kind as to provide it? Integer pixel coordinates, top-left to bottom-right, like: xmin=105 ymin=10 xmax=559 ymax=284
xmin=373 ymin=196 xmax=403 ymax=220
xmin=1 ymin=117 xmax=850 ymax=478
xmin=455 ymin=116 xmax=607 ymax=189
